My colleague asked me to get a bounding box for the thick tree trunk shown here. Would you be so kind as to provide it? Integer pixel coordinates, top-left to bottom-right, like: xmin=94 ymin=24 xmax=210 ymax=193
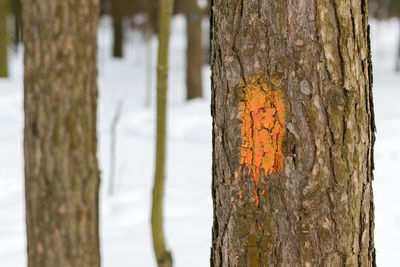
xmin=0 ymin=0 xmax=8 ymax=77
xmin=151 ymin=0 xmax=174 ymax=266
xmin=112 ymin=0 xmax=123 ymax=58
xmin=22 ymin=1 xmax=101 ymax=266
xmin=185 ymin=0 xmax=203 ymax=100
xmin=210 ymin=1 xmax=376 ymax=266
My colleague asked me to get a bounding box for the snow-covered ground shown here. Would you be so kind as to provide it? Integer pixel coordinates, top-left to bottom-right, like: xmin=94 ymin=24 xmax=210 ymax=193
xmin=0 ymin=16 xmax=399 ymax=266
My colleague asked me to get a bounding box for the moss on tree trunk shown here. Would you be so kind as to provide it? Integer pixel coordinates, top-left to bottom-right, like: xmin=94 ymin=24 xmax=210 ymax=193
xmin=210 ymin=0 xmax=376 ymax=266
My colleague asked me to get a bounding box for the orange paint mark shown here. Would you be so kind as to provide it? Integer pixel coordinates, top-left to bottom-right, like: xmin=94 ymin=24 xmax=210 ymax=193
xmin=239 ymin=190 xmax=243 ymax=199
xmin=258 ymin=222 xmax=262 ymax=231
xmin=261 ymin=190 xmax=265 ymax=196
xmin=238 ymin=73 xmax=286 ymax=206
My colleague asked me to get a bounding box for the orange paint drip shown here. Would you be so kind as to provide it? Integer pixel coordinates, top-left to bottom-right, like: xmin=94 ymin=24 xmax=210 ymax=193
xmin=238 ymin=73 xmax=286 ymax=206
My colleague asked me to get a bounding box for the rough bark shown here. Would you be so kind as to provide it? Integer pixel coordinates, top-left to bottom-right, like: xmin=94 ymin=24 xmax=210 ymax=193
xmin=185 ymin=0 xmax=203 ymax=100
xmin=210 ymin=0 xmax=375 ymax=266
xmin=22 ymin=1 xmax=101 ymax=266
xmin=0 ymin=0 xmax=8 ymax=77
xmin=151 ymin=0 xmax=174 ymax=266
xmin=112 ymin=0 xmax=124 ymax=58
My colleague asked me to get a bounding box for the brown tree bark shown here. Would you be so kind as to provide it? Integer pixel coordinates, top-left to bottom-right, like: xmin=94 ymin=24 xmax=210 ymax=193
xmin=22 ymin=1 xmax=101 ymax=266
xmin=210 ymin=0 xmax=375 ymax=266
xmin=185 ymin=0 xmax=203 ymax=100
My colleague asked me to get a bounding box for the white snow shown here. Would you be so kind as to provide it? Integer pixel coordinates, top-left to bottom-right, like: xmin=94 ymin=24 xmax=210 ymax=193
xmin=0 ymin=16 xmax=399 ymax=266
xmin=370 ymin=19 xmax=400 ymax=267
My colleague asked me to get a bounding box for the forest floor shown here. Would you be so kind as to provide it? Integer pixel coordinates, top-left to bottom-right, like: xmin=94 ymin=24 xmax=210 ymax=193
xmin=0 ymin=16 xmax=399 ymax=266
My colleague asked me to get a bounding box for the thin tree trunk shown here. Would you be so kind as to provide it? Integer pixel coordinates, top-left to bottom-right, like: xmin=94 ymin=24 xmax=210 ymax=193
xmin=0 ymin=0 xmax=8 ymax=78
xmin=396 ymin=20 xmax=400 ymax=72
xmin=186 ymin=0 xmax=203 ymax=100
xmin=11 ymin=0 xmax=21 ymax=47
xmin=210 ymin=0 xmax=375 ymax=266
xmin=108 ymin=100 xmax=123 ymax=195
xmin=144 ymin=5 xmax=154 ymax=107
xmin=151 ymin=0 xmax=174 ymax=266
xmin=144 ymin=31 xmax=153 ymax=107
xmin=22 ymin=1 xmax=101 ymax=266
xmin=112 ymin=0 xmax=123 ymax=58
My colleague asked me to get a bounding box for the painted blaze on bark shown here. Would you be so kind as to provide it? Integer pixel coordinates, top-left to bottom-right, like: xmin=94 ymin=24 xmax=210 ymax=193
xmin=238 ymin=73 xmax=285 ymax=206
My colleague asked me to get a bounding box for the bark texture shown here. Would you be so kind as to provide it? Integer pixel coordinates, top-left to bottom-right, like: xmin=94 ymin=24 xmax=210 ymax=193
xmin=151 ymin=0 xmax=174 ymax=266
xmin=185 ymin=0 xmax=203 ymax=100
xmin=0 ymin=0 xmax=8 ymax=77
xmin=211 ymin=0 xmax=375 ymax=266
xmin=22 ymin=1 xmax=101 ymax=266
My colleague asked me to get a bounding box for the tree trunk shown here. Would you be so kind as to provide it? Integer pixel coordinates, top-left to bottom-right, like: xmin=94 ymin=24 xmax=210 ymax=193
xmin=396 ymin=21 xmax=400 ymax=72
xmin=210 ymin=0 xmax=375 ymax=266
xmin=108 ymin=100 xmax=123 ymax=195
xmin=22 ymin=1 xmax=101 ymax=266
xmin=144 ymin=1 xmax=154 ymax=107
xmin=186 ymin=0 xmax=203 ymax=100
xmin=112 ymin=0 xmax=123 ymax=58
xmin=11 ymin=0 xmax=21 ymax=46
xmin=151 ymin=0 xmax=174 ymax=266
xmin=0 ymin=0 xmax=8 ymax=78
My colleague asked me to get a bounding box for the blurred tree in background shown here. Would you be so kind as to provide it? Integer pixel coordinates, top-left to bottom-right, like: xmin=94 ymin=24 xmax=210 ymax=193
xmin=102 ymin=0 xmax=158 ymax=59
xmin=183 ymin=0 xmax=203 ymax=100
xmin=0 ymin=0 xmax=8 ymax=77
xmin=111 ymin=0 xmax=124 ymax=58
xmin=101 ymin=0 xmax=208 ymax=100
xmin=22 ymin=0 xmax=101 ymax=266
xmin=370 ymin=0 xmax=400 ymax=19
xmin=370 ymin=0 xmax=400 ymax=71
xmin=10 ymin=0 xmax=21 ymax=47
